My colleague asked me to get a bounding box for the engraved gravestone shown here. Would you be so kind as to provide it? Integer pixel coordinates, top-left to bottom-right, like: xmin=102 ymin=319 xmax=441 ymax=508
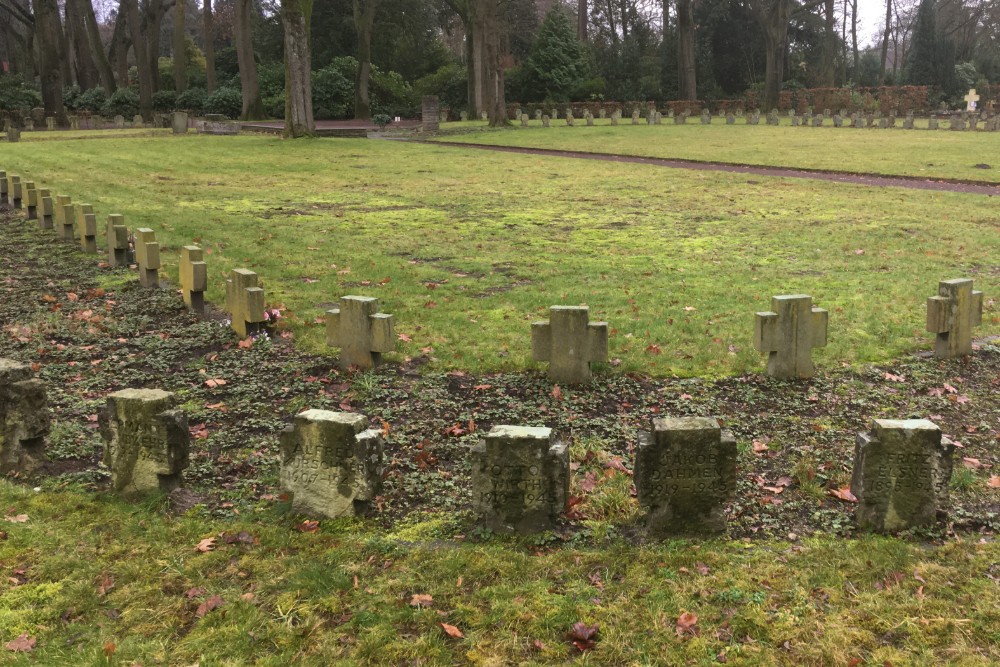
xmin=179 ymin=246 xmax=208 ymax=312
xmin=326 ymin=295 xmax=395 ymax=370
xmin=753 ymin=294 xmax=828 ymax=379
xmin=76 ymin=204 xmax=98 ymax=254
xmin=172 ymin=111 xmax=188 ymax=134
xmin=542 ymin=115 xmax=550 ymax=127
xmin=24 ymin=181 xmax=37 ymax=220
xmin=521 ymin=114 xmax=529 ymax=127
xmin=100 ymin=389 xmax=189 ymax=497
xmin=632 ymin=109 xmax=640 ymax=125
xmin=279 ymin=410 xmax=384 ymax=518
xmin=471 ymin=426 xmax=569 ymax=533
xmin=106 ymin=214 xmax=129 ymax=266
xmin=535 ymin=109 xmax=542 ymax=120
xmin=226 ymin=269 xmax=265 ymax=337
xmin=635 ymin=417 xmax=737 ymax=536
xmin=135 ymin=228 xmax=161 ymax=288
xmin=532 ymin=306 xmax=608 ymax=384
xmin=421 ymin=96 xmax=440 ymax=132
xmin=851 ymin=419 xmax=955 ymax=533
xmin=0 ymin=359 xmax=50 ymax=476
xmin=701 ymin=110 xmax=711 ymax=124
xmin=926 ymin=279 xmax=983 ymax=358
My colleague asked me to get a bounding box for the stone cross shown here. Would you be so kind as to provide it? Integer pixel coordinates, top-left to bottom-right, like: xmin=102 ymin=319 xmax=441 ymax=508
xmin=179 ymin=246 xmax=208 ymax=313
xmin=520 ymin=114 xmax=529 ymax=127
xmin=532 ymin=306 xmax=608 ymax=384
xmin=471 ymin=425 xmax=568 ymax=533
xmin=701 ymin=110 xmax=711 ymax=124
xmin=326 ymin=295 xmax=395 ymax=370
xmin=54 ymin=195 xmax=73 ymax=239
xmin=76 ymin=204 xmax=98 ymax=254
xmin=37 ymin=188 xmax=53 ymax=230
xmin=926 ymin=279 xmax=982 ymax=358
xmin=100 ymin=388 xmax=190 ymax=498
xmin=279 ymin=410 xmax=384 ymax=518
xmin=541 ymin=115 xmax=550 ymax=127
xmin=132 ymin=114 xmax=144 ymax=127
xmin=965 ymin=88 xmax=980 ymax=112
xmin=851 ymin=419 xmax=955 ymax=533
xmin=8 ymin=174 xmax=22 ymax=209
xmin=534 ymin=109 xmax=542 ymax=120
xmin=753 ymin=294 xmax=828 ymax=379
xmin=106 ymin=214 xmax=129 ymax=266
xmin=225 ymin=268 xmax=265 ymax=337
xmin=632 ymin=109 xmax=640 ymax=125
xmin=135 ymin=228 xmax=161 ymax=288
xmin=0 ymin=170 xmax=7 ymax=205
xmin=0 ymin=359 xmax=50 ymax=476
xmin=46 ymin=117 xmax=55 ymax=130
xmin=24 ymin=181 xmax=37 ymax=220
xmin=635 ymin=417 xmax=737 ymax=536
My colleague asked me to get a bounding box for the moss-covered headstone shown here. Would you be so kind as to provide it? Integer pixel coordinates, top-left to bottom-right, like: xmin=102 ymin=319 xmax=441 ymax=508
xmin=471 ymin=426 xmax=569 ymax=533
xmin=635 ymin=417 xmax=737 ymax=536
xmin=0 ymin=359 xmax=50 ymax=475
xmin=851 ymin=419 xmax=955 ymax=533
xmin=279 ymin=410 xmax=384 ymax=518
xmin=100 ymin=389 xmax=190 ymax=497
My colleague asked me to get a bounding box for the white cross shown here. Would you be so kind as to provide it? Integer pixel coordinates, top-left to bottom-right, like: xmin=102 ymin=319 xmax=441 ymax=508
xmin=965 ymin=89 xmax=980 ymax=112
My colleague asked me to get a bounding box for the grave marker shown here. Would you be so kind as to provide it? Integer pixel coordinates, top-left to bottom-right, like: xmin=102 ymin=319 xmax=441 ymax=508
xmin=135 ymin=228 xmax=161 ymax=288
xmin=100 ymin=389 xmax=189 ymax=498
xmin=114 ymin=115 xmax=125 ymax=129
xmin=851 ymin=419 xmax=955 ymax=533
xmin=24 ymin=181 xmax=37 ymax=220
xmin=635 ymin=417 xmax=736 ymax=535
xmin=964 ymin=88 xmax=980 ymax=112
xmin=421 ymin=96 xmax=440 ymax=132
xmin=326 ymin=295 xmax=395 ymax=370
xmin=76 ymin=204 xmax=98 ymax=254
xmin=225 ymin=269 xmax=266 ymax=337
xmin=532 ymin=305 xmax=608 ymax=384
xmin=106 ymin=214 xmax=129 ymax=266
xmin=179 ymin=246 xmax=207 ymax=313
xmin=57 ymin=198 xmax=75 ymax=241
xmin=0 ymin=359 xmax=50 ymax=476
xmin=8 ymin=174 xmax=22 ymax=209
xmin=46 ymin=117 xmax=55 ymax=130
xmin=926 ymin=279 xmax=983 ymax=358
xmin=37 ymin=188 xmax=53 ymax=230
xmin=279 ymin=410 xmax=384 ymax=518
xmin=172 ymin=111 xmax=188 ymax=134
xmin=542 ymin=115 xmax=550 ymax=127
xmin=753 ymin=294 xmax=828 ymax=379
xmin=0 ymin=170 xmax=7 ymax=205
xmin=471 ymin=426 xmax=569 ymax=533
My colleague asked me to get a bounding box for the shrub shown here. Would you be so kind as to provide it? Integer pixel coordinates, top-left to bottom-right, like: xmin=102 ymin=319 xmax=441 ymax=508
xmin=204 ymin=87 xmax=242 ymax=119
xmin=152 ymin=90 xmax=178 ymax=112
xmin=414 ymin=62 xmax=468 ymax=113
xmin=312 ymin=60 xmax=354 ymax=119
xmin=76 ymin=87 xmax=108 ymax=113
xmin=101 ymin=88 xmax=140 ymax=118
xmin=263 ymin=94 xmax=286 ymax=119
xmin=372 ymin=113 xmax=392 ymax=129
xmin=63 ymin=85 xmax=83 ymax=111
xmin=175 ymin=87 xmax=208 ymax=114
xmin=258 ymin=63 xmax=285 ymax=99
xmin=0 ymin=76 xmax=42 ymax=111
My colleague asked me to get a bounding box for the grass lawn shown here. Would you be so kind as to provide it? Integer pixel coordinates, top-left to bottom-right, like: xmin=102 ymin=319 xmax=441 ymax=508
xmin=435 ymin=119 xmax=1000 ymax=183
xmin=3 ymin=132 xmax=999 ymax=377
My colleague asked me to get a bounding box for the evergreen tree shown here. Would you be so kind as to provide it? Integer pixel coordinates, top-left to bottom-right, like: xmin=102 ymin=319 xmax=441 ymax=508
xmin=906 ymin=0 xmax=939 ymax=86
xmin=522 ymin=7 xmax=586 ymax=102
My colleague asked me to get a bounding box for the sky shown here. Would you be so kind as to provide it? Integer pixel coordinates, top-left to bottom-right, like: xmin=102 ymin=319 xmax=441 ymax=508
xmin=856 ymin=0 xmax=891 ymax=44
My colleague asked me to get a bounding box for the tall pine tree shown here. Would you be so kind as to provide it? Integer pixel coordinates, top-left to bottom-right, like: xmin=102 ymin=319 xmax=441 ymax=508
xmin=523 ymin=7 xmax=587 ymax=102
xmin=906 ymin=0 xmax=939 ymax=86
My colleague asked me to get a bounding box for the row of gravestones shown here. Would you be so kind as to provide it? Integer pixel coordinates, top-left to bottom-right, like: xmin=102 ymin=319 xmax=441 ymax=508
xmin=520 ymin=107 xmax=1000 ymax=131
xmin=0 ymin=170 xmax=986 ymax=387
xmin=4 ymin=112 xmax=233 ymax=143
xmin=0 ymin=361 xmax=958 ymax=536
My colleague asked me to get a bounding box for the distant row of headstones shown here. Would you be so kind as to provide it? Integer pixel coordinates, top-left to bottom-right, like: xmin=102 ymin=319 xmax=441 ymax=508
xmin=0 ymin=359 xmax=958 ymax=536
xmin=3 ymin=111 xmax=237 ymax=142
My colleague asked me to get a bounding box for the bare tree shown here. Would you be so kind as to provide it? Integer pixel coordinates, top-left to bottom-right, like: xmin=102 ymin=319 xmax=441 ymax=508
xmin=204 ymin=0 xmax=216 ymax=92
xmin=470 ymin=0 xmax=507 ymax=126
xmin=31 ymin=0 xmax=66 ymax=122
xmin=578 ymin=0 xmax=586 ymax=39
xmin=81 ymin=0 xmax=116 ymax=91
xmin=234 ymin=0 xmax=265 ymax=119
xmin=676 ymin=0 xmax=697 ymax=99
xmin=174 ymin=0 xmax=187 ymax=92
xmin=878 ymin=0 xmax=892 ymax=84
xmin=123 ymin=0 xmax=153 ymax=118
xmin=282 ymin=0 xmax=314 ymax=136
xmin=353 ymin=0 xmax=378 ymax=120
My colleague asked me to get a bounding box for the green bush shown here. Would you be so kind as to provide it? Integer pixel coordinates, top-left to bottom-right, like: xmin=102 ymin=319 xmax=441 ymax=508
xmin=264 ymin=94 xmax=286 ymax=119
xmin=312 ymin=60 xmax=354 ymax=119
xmin=204 ymin=87 xmax=243 ymax=118
xmin=258 ymin=63 xmax=285 ymax=99
xmin=175 ymin=87 xmax=208 ymax=114
xmin=0 ymin=76 xmax=41 ymax=111
xmin=101 ymin=88 xmax=140 ymax=119
xmin=372 ymin=113 xmax=392 ymax=129
xmin=414 ymin=62 xmax=468 ymax=115
xmin=371 ymin=68 xmax=417 ymax=118
xmin=152 ymin=90 xmax=178 ymax=112
xmin=76 ymin=87 xmax=108 ymax=113
xmin=63 ymin=85 xmax=83 ymax=111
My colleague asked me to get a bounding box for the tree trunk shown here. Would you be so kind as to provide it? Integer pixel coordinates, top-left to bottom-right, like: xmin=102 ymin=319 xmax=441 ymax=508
xmin=173 ymin=0 xmax=187 ymax=92
xmin=471 ymin=0 xmax=505 ymax=126
xmin=464 ymin=18 xmax=477 ymax=117
xmin=472 ymin=18 xmax=485 ymax=115
xmin=577 ymin=0 xmax=586 ymax=41
xmin=204 ymin=0 xmax=216 ymax=92
xmin=877 ymin=0 xmax=891 ymax=85
xmin=234 ymin=0 xmax=265 ymax=119
xmin=82 ymin=0 xmax=116 ymax=91
xmin=123 ymin=0 xmax=153 ymax=119
xmin=66 ymin=0 xmax=99 ymax=89
xmin=31 ymin=0 xmax=67 ymax=124
xmin=818 ymin=0 xmax=836 ymax=86
xmin=109 ymin=5 xmax=130 ymax=87
xmin=850 ymin=0 xmax=858 ymax=79
xmin=677 ymin=0 xmax=696 ymax=100
xmin=282 ymin=0 xmax=314 ymax=136
xmin=352 ymin=0 xmax=378 ymax=121
xmin=751 ymin=0 xmax=791 ymax=111
xmin=146 ymin=0 xmax=170 ymax=93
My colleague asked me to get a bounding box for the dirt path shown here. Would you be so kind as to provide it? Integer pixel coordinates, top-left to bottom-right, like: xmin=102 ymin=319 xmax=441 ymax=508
xmin=430 ymin=140 xmax=1000 ymax=196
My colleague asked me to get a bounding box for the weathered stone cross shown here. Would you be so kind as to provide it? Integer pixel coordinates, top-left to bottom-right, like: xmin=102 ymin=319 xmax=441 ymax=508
xmin=225 ymin=269 xmax=265 ymax=338
xmin=23 ymin=181 xmax=37 ymax=220
xmin=76 ymin=204 xmax=98 ymax=254
xmin=134 ymin=228 xmax=161 ymax=288
xmin=532 ymin=306 xmax=609 ymax=384
xmin=965 ymin=88 xmax=980 ymax=112
xmin=0 ymin=170 xmax=7 ymax=205
xmin=179 ymin=246 xmax=207 ymax=313
xmin=7 ymin=174 xmax=21 ymax=209
xmin=106 ymin=214 xmax=129 ymax=266
xmin=55 ymin=195 xmax=74 ymax=240
xmin=753 ymin=294 xmax=828 ymax=379
xmin=37 ymin=188 xmax=53 ymax=230
xmin=926 ymin=278 xmax=982 ymax=358
xmin=326 ymin=295 xmax=395 ymax=370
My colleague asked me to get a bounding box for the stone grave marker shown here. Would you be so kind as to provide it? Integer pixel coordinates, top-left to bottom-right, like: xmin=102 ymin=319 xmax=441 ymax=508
xmin=0 ymin=359 xmax=50 ymax=476
xmin=926 ymin=279 xmax=983 ymax=358
xmin=23 ymin=117 xmax=33 ymax=131
xmin=481 ymin=111 xmax=488 ymax=121
xmin=646 ymin=111 xmax=654 ymax=125
xmin=635 ymin=417 xmax=736 ymax=536
xmin=674 ymin=113 xmax=686 ymax=125
xmin=586 ymin=112 xmax=594 ymax=126
xmin=69 ymin=116 xmax=79 ymax=130
xmin=100 ymin=389 xmax=189 ymax=498
xmin=471 ymin=425 xmax=568 ymax=533
xmin=24 ymin=181 xmax=37 ymax=220
xmin=964 ymin=88 xmax=980 ymax=112
xmin=460 ymin=110 xmax=468 ymax=122
xmin=823 ymin=108 xmax=831 ymax=118
xmin=56 ymin=196 xmax=75 ymax=240
xmin=970 ymin=116 xmax=979 ymax=131
xmin=8 ymin=174 xmax=22 ymax=209
xmin=701 ymin=110 xmax=712 ymax=124
xmin=135 ymin=228 xmax=161 ymax=288
xmin=566 ymin=113 xmax=574 ymax=126
xmin=92 ymin=114 xmax=104 ymax=129
xmin=599 ymin=108 xmax=606 ymax=119
xmin=654 ymin=112 xmax=662 ymax=125
xmin=226 ymin=269 xmax=266 ymax=337
xmin=46 ymin=117 xmax=55 ymax=130
xmin=791 ymin=115 xmax=801 ymax=127
xmin=951 ymin=114 xmax=965 ymax=131
xmin=521 ymin=114 xmax=529 ymax=127
xmin=37 ymin=188 xmax=53 ymax=230
xmin=903 ymin=113 xmax=914 ymax=129
xmin=0 ymin=170 xmax=6 ymax=205
xmin=851 ymin=419 xmax=955 ymax=533
xmin=551 ymin=109 xmax=558 ymax=119
xmin=203 ymin=121 xmax=239 ymax=135
xmin=532 ymin=306 xmax=608 ymax=384
xmin=132 ymin=114 xmax=144 ymax=127
xmin=833 ymin=114 xmax=843 ymax=127
xmin=632 ymin=109 xmax=640 ymax=125
xmin=542 ymin=115 xmax=550 ymax=127
xmin=179 ymin=246 xmax=207 ymax=313
xmin=279 ymin=410 xmax=384 ymax=518
xmin=767 ymin=111 xmax=779 ymax=126
xmin=748 ymin=112 xmax=760 ymax=125
xmin=726 ymin=114 xmax=735 ymax=124
xmin=667 ymin=109 xmax=675 ymax=118
xmin=611 ymin=114 xmax=618 ymax=126
xmin=535 ymin=110 xmax=542 ymax=120
xmin=813 ymin=116 xmax=824 ymax=127
xmin=76 ymin=204 xmax=98 ymax=254
xmin=172 ymin=111 xmax=188 ymax=134
xmin=888 ymin=112 xmax=897 ymax=128
xmin=326 ymin=295 xmax=395 ymax=370
xmin=114 ymin=115 xmax=125 ymax=129
xmin=753 ymin=294 xmax=828 ymax=379
xmin=421 ymin=96 xmax=440 ymax=132
xmin=6 ymin=127 xmax=20 ymax=142
xmin=878 ymin=118 xmax=888 ymax=129
xmin=928 ymin=118 xmax=939 ymax=130
xmin=107 ymin=214 xmax=129 ymax=266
